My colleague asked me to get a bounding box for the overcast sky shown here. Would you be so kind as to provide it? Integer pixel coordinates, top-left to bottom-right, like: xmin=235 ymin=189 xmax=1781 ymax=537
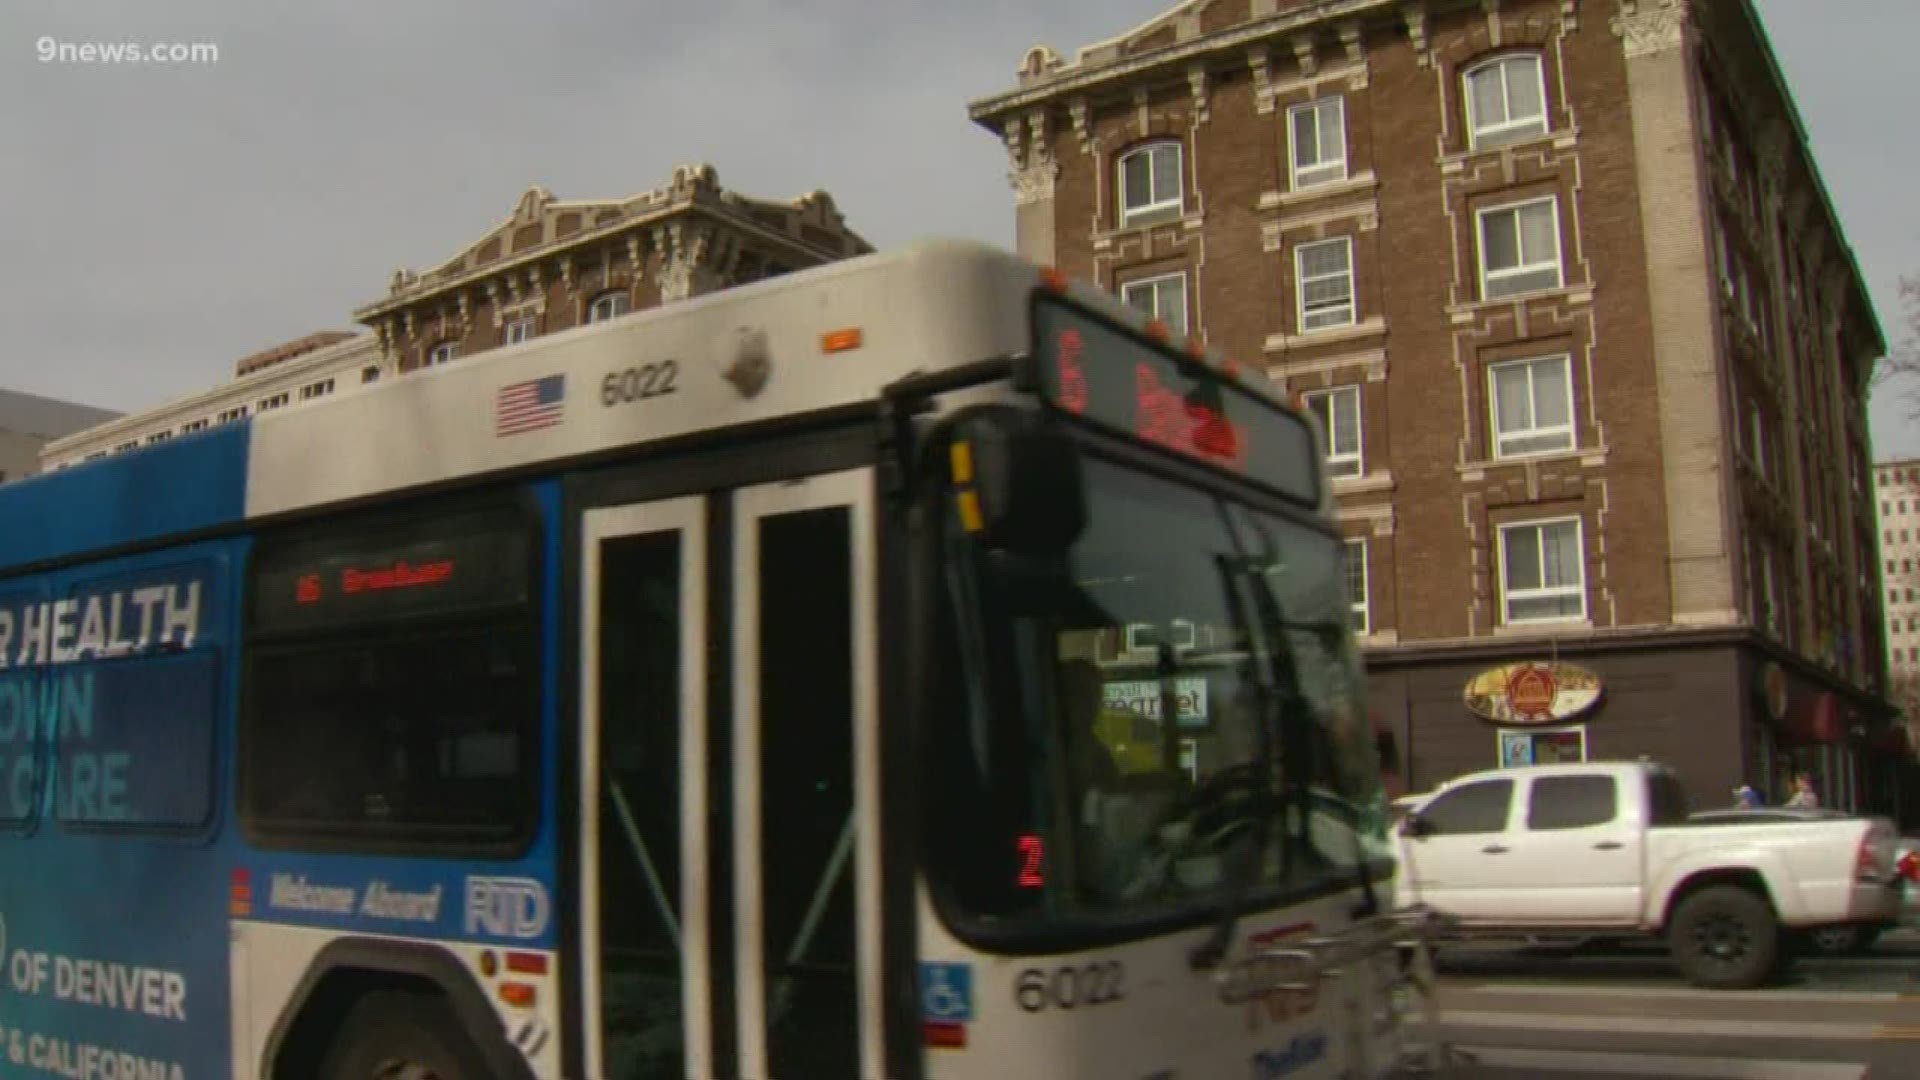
xmin=1 ymin=0 xmax=1913 ymax=457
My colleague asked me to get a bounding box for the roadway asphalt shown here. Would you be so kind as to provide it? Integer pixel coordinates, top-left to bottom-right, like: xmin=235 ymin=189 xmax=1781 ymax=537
xmin=1395 ymin=932 xmax=1920 ymax=1078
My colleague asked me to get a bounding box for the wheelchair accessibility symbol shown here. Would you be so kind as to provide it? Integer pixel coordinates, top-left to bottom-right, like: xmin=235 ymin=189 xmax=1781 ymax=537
xmin=919 ymin=961 xmax=974 ymax=1023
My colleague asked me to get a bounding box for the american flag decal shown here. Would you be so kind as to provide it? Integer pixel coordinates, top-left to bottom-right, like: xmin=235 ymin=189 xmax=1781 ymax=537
xmin=495 ymin=374 xmax=566 ymax=436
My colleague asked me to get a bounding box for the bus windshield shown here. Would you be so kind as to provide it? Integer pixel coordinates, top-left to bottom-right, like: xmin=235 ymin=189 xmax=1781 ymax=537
xmin=928 ymin=448 xmax=1390 ymax=944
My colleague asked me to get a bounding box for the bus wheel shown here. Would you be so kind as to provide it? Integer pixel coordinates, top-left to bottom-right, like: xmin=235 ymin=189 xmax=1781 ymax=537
xmin=317 ymin=989 xmax=495 ymax=1080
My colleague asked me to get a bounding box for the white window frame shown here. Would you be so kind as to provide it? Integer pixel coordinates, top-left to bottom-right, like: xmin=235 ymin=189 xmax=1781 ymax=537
xmin=1119 ymin=272 xmax=1189 ymax=337
xmin=1463 ymin=53 xmax=1549 ymax=149
xmin=427 ymin=342 xmax=457 ymax=366
xmin=1497 ymin=516 xmax=1588 ymax=625
xmin=505 ymin=316 xmax=536 ymax=344
xmin=1301 ymin=385 xmax=1363 ymax=479
xmin=1487 ymin=354 xmax=1575 ymax=459
xmin=1287 ymin=96 xmax=1348 ymax=189
xmin=1295 ymin=236 xmax=1356 ymax=332
xmin=1476 ymin=196 xmax=1563 ymax=300
xmin=1117 ymin=141 xmax=1184 ymax=227
xmin=1344 ymin=538 xmax=1370 ymax=635
xmin=588 ymin=291 xmax=630 ymax=324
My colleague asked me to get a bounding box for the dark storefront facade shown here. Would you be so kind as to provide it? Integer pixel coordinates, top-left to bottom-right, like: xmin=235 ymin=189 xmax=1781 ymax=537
xmin=1364 ymin=627 xmax=1912 ymax=822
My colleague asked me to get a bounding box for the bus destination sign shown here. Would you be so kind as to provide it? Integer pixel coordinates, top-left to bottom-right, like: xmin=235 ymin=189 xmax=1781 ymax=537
xmin=1031 ymin=299 xmax=1320 ymax=506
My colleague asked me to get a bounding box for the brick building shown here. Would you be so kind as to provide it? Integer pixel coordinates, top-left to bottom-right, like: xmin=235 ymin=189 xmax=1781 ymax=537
xmin=42 ymin=163 xmax=871 ymax=469
xmin=969 ymin=0 xmax=1900 ymax=813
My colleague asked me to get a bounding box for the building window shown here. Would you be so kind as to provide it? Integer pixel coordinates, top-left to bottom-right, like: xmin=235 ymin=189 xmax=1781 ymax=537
xmin=217 ymin=406 xmax=248 ymax=424
xmin=1117 ymin=141 xmax=1183 ymax=227
xmin=145 ymin=431 xmax=171 ymax=445
xmin=587 ymin=291 xmax=630 ymax=324
xmin=1119 ymin=272 xmax=1188 ymax=337
xmin=362 ymin=366 xmax=381 ymax=384
xmin=1762 ymin=550 xmax=1779 ymax=634
xmin=1344 ymin=538 xmax=1369 ymax=635
xmin=258 ymin=393 xmax=290 ymax=412
xmin=114 ymin=441 xmax=137 ymax=453
xmin=1488 ymin=355 xmax=1574 ymax=458
xmin=427 ymin=342 xmax=457 ymax=366
xmin=1477 ymin=197 xmax=1562 ymax=299
xmin=1288 ymin=97 xmax=1347 ymax=189
xmin=1498 ymin=518 xmax=1586 ymax=624
xmin=1463 ymin=54 xmax=1549 ymax=149
xmin=1302 ymin=385 xmax=1363 ymax=478
xmin=181 ymin=419 xmax=209 ymax=434
xmin=299 ymin=379 xmax=335 ymax=401
xmin=505 ymin=317 xmax=535 ymax=345
xmin=1295 ymin=237 xmax=1356 ymax=331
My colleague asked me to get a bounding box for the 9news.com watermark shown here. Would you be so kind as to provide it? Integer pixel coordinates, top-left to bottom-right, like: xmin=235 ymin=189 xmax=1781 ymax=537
xmin=36 ymin=36 xmax=219 ymax=66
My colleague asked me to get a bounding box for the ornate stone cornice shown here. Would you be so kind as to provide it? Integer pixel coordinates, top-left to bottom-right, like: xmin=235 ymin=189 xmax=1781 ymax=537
xmin=1611 ymin=0 xmax=1689 ymax=59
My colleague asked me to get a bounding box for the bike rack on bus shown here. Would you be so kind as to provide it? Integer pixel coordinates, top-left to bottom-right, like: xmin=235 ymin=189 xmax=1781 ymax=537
xmin=1211 ymin=905 xmax=1474 ymax=1078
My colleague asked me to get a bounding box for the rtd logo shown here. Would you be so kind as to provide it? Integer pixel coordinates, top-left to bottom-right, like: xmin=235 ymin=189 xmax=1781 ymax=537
xmin=464 ymin=877 xmax=550 ymax=940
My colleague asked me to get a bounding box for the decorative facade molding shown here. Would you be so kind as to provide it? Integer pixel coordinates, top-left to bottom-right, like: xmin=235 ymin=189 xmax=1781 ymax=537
xmin=1188 ymin=64 xmax=1211 ymax=126
xmin=1291 ymin=32 xmax=1318 ymax=77
xmin=1611 ymin=0 xmax=1689 ymax=59
xmin=1248 ymin=45 xmax=1275 ymax=113
xmin=1069 ymin=97 xmax=1096 ymax=153
xmin=1012 ymin=162 xmax=1061 ymax=207
xmin=1402 ymin=3 xmax=1432 ymax=67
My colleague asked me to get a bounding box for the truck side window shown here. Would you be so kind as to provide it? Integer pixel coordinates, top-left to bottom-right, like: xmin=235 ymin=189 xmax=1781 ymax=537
xmin=1527 ymin=775 xmax=1617 ymax=831
xmin=1646 ymin=771 xmax=1691 ymax=825
xmin=1418 ymin=779 xmax=1513 ymax=835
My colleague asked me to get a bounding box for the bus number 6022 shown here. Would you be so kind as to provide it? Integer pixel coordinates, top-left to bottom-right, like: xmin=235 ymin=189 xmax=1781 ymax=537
xmin=1014 ymin=962 xmax=1126 ymax=1012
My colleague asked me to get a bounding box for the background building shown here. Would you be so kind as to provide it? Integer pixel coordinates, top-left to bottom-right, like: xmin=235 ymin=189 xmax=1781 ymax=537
xmin=1880 ymin=458 xmax=1920 ymax=728
xmin=42 ymin=163 xmax=871 ymax=469
xmin=0 ymin=389 xmax=119 ymax=482
xmin=970 ymin=0 xmax=1899 ymax=813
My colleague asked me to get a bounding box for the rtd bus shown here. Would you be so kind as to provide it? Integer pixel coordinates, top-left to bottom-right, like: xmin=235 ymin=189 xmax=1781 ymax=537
xmin=0 ymin=238 xmax=1424 ymax=1079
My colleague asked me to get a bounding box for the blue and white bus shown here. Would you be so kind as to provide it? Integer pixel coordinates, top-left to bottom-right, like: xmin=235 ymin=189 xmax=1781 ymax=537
xmin=0 ymin=238 xmax=1423 ymax=1079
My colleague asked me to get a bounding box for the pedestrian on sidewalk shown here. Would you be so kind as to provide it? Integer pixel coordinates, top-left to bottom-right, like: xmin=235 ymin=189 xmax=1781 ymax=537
xmin=1783 ymin=771 xmax=1820 ymax=809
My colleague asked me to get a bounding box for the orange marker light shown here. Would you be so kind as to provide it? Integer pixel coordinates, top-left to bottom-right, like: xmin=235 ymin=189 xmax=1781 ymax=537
xmin=1144 ymin=319 xmax=1171 ymax=343
xmin=1039 ymin=267 xmax=1070 ymax=293
xmin=1185 ymin=337 xmax=1207 ymax=360
xmin=956 ymin=490 xmax=985 ymax=533
xmin=499 ymin=982 xmax=537 ymax=1009
xmin=821 ymin=328 xmax=864 ymax=353
xmin=478 ymin=951 xmax=498 ymax=978
xmin=949 ymin=441 xmax=975 ymax=484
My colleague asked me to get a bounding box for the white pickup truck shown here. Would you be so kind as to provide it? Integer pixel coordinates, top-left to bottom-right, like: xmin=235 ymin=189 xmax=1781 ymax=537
xmin=1391 ymin=760 xmax=1902 ymax=989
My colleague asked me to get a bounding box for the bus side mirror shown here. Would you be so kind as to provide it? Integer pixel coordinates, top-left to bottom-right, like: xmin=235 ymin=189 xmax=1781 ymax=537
xmin=1399 ymin=813 xmax=1432 ymax=838
xmin=951 ymin=409 xmax=1086 ymax=554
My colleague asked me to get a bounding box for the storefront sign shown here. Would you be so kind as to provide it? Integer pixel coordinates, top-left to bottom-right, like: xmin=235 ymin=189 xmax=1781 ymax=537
xmin=1463 ymin=661 xmax=1602 ymax=726
xmin=1103 ymin=678 xmax=1208 ymax=728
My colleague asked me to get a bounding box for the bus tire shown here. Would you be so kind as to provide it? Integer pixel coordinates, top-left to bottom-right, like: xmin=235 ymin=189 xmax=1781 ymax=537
xmin=316 ymin=989 xmax=497 ymax=1080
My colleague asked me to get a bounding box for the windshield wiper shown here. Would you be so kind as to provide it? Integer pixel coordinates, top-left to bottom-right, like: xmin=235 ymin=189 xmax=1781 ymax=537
xmin=1211 ymin=506 xmax=1384 ymax=935
xmin=1188 ymin=550 xmax=1282 ymax=971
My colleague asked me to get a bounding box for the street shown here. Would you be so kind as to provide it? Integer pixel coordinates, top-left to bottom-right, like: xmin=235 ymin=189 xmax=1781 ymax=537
xmin=1402 ymin=934 xmax=1920 ymax=1078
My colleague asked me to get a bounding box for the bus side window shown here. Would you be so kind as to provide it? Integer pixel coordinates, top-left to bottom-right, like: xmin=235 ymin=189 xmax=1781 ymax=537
xmin=238 ymin=495 xmax=540 ymax=851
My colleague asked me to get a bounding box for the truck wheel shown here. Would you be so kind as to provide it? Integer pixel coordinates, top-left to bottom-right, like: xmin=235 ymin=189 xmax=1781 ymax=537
xmin=1668 ymin=885 xmax=1779 ymax=990
xmin=316 ymin=989 xmax=496 ymax=1080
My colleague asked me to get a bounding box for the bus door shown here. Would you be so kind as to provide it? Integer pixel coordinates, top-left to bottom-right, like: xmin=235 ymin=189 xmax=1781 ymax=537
xmin=579 ymin=467 xmax=881 ymax=1079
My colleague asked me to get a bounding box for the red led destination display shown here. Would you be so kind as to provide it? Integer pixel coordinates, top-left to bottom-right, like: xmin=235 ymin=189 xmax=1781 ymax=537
xmin=252 ymin=506 xmax=531 ymax=635
xmin=1032 ymin=299 xmax=1320 ymax=505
